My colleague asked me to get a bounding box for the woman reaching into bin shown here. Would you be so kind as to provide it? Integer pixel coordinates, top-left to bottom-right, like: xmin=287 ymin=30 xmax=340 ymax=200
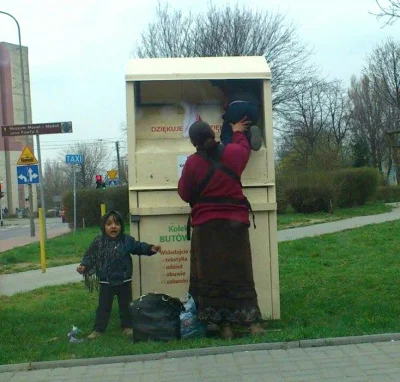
xmin=178 ymin=120 xmax=266 ymax=340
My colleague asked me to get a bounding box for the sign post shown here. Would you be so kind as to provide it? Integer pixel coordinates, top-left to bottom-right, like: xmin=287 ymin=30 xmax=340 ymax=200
xmin=1 ymin=121 xmax=73 ymax=239
xmin=16 ymin=146 xmax=41 ymax=238
xmin=66 ymin=154 xmax=83 ymax=233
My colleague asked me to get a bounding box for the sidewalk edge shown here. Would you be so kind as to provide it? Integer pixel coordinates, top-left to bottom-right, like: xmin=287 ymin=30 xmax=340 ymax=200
xmin=1 ymin=332 xmax=400 ymax=373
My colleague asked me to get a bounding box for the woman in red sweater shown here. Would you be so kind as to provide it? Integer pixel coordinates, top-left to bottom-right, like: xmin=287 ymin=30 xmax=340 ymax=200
xmin=178 ymin=120 xmax=266 ymax=339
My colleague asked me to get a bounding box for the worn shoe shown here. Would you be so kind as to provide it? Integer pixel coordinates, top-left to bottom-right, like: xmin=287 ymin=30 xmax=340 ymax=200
xmin=249 ymin=125 xmax=263 ymax=151
xmin=220 ymin=325 xmax=234 ymax=340
xmin=122 ymin=328 xmax=133 ymax=336
xmin=87 ymin=331 xmax=102 ymax=340
xmin=249 ymin=323 xmax=267 ymax=336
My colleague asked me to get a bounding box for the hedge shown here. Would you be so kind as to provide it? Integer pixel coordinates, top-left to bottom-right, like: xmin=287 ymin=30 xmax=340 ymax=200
xmin=286 ymin=172 xmax=336 ymax=214
xmin=376 ymin=185 xmax=400 ymax=203
xmin=276 ymin=174 xmax=289 ymax=214
xmin=283 ymin=167 xmax=379 ymax=214
xmin=62 ymin=186 xmax=129 ymax=228
xmin=333 ymin=167 xmax=379 ymax=208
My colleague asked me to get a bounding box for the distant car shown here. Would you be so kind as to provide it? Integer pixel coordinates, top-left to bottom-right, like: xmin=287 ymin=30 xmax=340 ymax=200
xmin=46 ymin=209 xmax=58 ymax=218
xmin=61 ymin=209 xmax=67 ymax=223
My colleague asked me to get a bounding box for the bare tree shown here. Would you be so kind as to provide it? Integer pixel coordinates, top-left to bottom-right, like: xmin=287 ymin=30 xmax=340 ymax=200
xmin=61 ymin=142 xmax=110 ymax=188
xmin=280 ymin=78 xmax=331 ymax=167
xmin=348 ymin=75 xmax=389 ymax=173
xmin=374 ymin=0 xmax=400 ymax=25
xmin=325 ymin=80 xmax=351 ymax=149
xmin=42 ymin=160 xmax=70 ymax=210
xmin=365 ymin=38 xmax=400 ymax=110
xmin=133 ymin=2 xmax=315 ymax=114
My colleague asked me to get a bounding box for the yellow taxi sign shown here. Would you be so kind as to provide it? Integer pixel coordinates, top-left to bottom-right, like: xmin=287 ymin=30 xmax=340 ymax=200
xmin=107 ymin=170 xmax=118 ymax=180
xmin=17 ymin=146 xmax=38 ymax=165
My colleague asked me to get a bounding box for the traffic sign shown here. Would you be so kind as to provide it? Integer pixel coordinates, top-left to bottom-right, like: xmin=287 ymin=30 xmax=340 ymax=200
xmin=17 ymin=165 xmax=40 ymax=184
xmin=108 ymin=178 xmax=119 ymax=187
xmin=107 ymin=170 xmax=118 ymax=180
xmin=1 ymin=121 xmax=73 ymax=137
xmin=65 ymin=154 xmax=84 ymax=165
xmin=17 ymin=146 xmax=38 ymax=165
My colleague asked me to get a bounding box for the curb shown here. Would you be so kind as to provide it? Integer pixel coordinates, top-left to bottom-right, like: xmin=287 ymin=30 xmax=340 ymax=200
xmin=1 ymin=333 xmax=400 ymax=373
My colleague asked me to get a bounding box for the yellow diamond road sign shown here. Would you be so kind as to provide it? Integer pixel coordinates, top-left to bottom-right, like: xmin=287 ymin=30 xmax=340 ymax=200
xmin=17 ymin=146 xmax=38 ymax=165
xmin=107 ymin=170 xmax=118 ymax=180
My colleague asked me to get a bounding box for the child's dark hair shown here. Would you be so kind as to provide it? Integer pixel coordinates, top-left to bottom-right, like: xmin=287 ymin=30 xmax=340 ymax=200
xmin=101 ymin=210 xmax=125 ymax=235
xmin=189 ymin=121 xmax=219 ymax=155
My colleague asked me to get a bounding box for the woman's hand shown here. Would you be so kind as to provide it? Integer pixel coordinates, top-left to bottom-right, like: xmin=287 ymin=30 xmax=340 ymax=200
xmin=76 ymin=265 xmax=87 ymax=274
xmin=231 ymin=117 xmax=251 ymax=133
xmin=151 ymin=245 xmax=161 ymax=254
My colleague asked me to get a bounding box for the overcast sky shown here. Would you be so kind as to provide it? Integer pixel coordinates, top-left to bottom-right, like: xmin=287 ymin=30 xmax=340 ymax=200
xmin=0 ymin=0 xmax=397 ymax=165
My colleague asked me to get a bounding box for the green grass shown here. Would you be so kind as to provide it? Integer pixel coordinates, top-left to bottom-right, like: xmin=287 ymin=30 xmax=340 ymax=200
xmin=0 ymin=227 xmax=98 ymax=274
xmin=2 ymin=219 xmax=400 ymax=364
xmin=0 ymin=202 xmax=394 ymax=274
xmin=277 ymin=202 xmax=393 ymax=230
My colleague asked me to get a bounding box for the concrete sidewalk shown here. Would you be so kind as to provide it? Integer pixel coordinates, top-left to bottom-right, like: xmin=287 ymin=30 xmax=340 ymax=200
xmin=2 ymin=340 xmax=400 ymax=381
xmin=2 ymin=206 xmax=400 ymax=297
xmin=278 ymin=203 xmax=400 ymax=242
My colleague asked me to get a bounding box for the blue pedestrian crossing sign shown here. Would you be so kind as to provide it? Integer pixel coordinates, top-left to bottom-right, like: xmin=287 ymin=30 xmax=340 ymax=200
xmin=17 ymin=165 xmax=40 ymax=184
xmin=108 ymin=178 xmax=119 ymax=187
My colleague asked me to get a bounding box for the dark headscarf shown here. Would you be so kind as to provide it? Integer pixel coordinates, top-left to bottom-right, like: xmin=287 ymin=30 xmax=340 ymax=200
xmin=189 ymin=121 xmax=220 ymax=159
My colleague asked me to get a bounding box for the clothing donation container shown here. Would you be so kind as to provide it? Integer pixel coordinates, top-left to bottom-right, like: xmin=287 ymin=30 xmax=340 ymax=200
xmin=126 ymin=56 xmax=280 ymax=319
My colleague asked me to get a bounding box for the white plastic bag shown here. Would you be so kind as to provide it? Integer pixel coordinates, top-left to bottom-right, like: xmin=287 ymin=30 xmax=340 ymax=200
xmin=181 ymin=102 xmax=202 ymax=138
xmin=180 ymin=295 xmax=206 ymax=338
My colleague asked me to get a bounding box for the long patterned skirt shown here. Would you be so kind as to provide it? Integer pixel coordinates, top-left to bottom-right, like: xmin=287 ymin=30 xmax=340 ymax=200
xmin=189 ymin=219 xmax=262 ymax=326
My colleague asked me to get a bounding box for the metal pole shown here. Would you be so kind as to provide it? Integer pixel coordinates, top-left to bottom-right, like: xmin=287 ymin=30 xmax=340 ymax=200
xmin=28 ymin=183 xmax=34 ymax=226
xmin=38 ymin=207 xmax=46 ymax=273
xmin=73 ymin=165 xmax=76 ymax=234
xmin=116 ymin=141 xmax=121 ymax=180
xmin=0 ymin=11 xmax=35 ymax=237
xmin=0 ymin=179 xmax=3 ymax=226
xmin=35 ymin=135 xmax=47 ymax=239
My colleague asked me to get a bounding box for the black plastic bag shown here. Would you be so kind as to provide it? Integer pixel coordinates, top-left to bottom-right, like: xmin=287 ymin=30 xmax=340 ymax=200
xmin=130 ymin=293 xmax=185 ymax=342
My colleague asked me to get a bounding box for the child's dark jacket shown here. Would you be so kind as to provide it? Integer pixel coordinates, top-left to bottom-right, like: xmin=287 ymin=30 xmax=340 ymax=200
xmin=80 ymin=234 xmax=153 ymax=286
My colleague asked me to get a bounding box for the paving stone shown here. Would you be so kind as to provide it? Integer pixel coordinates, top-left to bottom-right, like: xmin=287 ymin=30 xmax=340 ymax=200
xmin=296 ymin=360 xmax=319 ymax=370
xmin=268 ymin=349 xmax=290 ymax=359
xmin=259 ymin=373 xmax=285 ymax=382
xmin=284 ymin=375 xmax=322 ymax=382
xmin=160 ymin=370 xmax=202 ymax=381
xmin=282 ymin=369 xmax=323 ymax=378
xmin=275 ymin=361 xmax=300 ymax=371
xmin=321 ymin=367 xmax=346 ymax=378
xmin=284 ymin=348 xmax=310 ymax=359
xmin=0 ymin=372 xmax=14 ymax=382
xmin=196 ymin=355 xmax=217 ymax=364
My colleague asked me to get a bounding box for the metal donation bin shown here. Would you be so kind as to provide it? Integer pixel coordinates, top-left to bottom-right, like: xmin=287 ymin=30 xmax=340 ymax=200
xmin=126 ymin=56 xmax=280 ymax=320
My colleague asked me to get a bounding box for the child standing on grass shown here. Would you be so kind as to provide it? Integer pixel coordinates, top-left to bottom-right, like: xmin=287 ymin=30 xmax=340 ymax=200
xmin=77 ymin=210 xmax=160 ymax=340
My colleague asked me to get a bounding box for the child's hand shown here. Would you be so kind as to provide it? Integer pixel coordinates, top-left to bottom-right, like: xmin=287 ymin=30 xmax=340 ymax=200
xmin=151 ymin=245 xmax=161 ymax=254
xmin=231 ymin=117 xmax=251 ymax=133
xmin=76 ymin=265 xmax=87 ymax=274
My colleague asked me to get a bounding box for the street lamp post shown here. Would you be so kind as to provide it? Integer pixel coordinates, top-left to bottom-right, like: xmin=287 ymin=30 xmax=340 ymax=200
xmin=0 ymin=11 xmax=37 ymax=237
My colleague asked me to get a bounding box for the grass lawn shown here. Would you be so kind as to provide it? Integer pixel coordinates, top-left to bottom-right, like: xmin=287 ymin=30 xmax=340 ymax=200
xmin=1 ymin=202 xmax=394 ymax=275
xmin=0 ymin=227 xmax=99 ymax=274
xmin=2 ymin=219 xmax=400 ymax=364
xmin=277 ymin=202 xmax=393 ymax=230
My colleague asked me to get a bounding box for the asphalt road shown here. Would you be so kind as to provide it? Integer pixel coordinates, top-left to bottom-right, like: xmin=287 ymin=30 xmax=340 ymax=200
xmin=0 ymin=217 xmax=67 ymax=241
